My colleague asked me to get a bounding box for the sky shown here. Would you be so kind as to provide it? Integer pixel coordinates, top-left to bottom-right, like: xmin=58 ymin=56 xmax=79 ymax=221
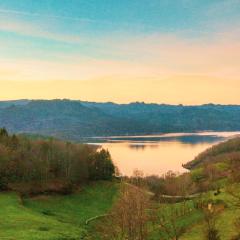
xmin=0 ymin=0 xmax=240 ymax=104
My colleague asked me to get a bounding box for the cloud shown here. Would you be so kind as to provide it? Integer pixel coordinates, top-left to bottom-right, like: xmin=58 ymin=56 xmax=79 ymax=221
xmin=91 ymin=31 xmax=240 ymax=80
xmin=0 ymin=17 xmax=85 ymax=44
xmin=0 ymin=3 xmax=240 ymax=95
xmin=0 ymin=2 xmax=239 ymax=104
xmin=0 ymin=28 xmax=239 ymax=82
xmin=0 ymin=57 xmax=158 ymax=82
xmin=0 ymin=8 xmax=94 ymax=23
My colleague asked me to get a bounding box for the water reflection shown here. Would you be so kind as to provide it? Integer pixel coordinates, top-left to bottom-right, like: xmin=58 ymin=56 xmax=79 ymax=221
xmin=108 ymin=135 xmax=224 ymax=145
xmin=88 ymin=132 xmax=240 ymax=176
xmin=128 ymin=144 xmax=148 ymax=150
xmin=127 ymin=143 xmax=161 ymax=150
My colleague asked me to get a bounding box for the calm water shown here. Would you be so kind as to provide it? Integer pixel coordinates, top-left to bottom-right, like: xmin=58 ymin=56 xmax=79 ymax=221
xmin=88 ymin=132 xmax=240 ymax=176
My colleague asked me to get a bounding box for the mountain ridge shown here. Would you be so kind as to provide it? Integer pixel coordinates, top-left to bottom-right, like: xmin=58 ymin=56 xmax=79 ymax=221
xmin=0 ymin=99 xmax=240 ymax=140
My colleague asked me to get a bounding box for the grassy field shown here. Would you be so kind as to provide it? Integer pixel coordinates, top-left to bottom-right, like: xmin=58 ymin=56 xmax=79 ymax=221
xmin=0 ymin=181 xmax=238 ymax=240
xmin=149 ymin=207 xmax=203 ymax=239
xmin=0 ymin=181 xmax=118 ymax=240
xmin=182 ymin=209 xmax=238 ymax=240
xmin=182 ymin=190 xmax=239 ymax=240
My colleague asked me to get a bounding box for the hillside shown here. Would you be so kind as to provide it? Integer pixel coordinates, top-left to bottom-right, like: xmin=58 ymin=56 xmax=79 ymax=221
xmin=184 ymin=137 xmax=240 ymax=170
xmin=1 ymin=100 xmax=240 ymax=140
xmin=0 ymin=182 xmax=118 ymax=240
xmin=0 ymin=130 xmax=239 ymax=239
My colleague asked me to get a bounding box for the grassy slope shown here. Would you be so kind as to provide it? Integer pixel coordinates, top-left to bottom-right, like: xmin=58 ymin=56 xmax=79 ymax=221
xmin=0 ymin=180 xmax=238 ymax=240
xmin=184 ymin=137 xmax=240 ymax=170
xmin=0 ymin=182 xmax=118 ymax=240
xmin=182 ymin=190 xmax=239 ymax=240
xmin=150 ymin=202 xmax=203 ymax=240
xmin=0 ymin=193 xmax=82 ymax=240
xmin=182 ymin=209 xmax=238 ymax=240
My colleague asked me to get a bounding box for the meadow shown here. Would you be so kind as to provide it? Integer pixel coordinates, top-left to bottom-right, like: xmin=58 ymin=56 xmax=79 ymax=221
xmin=0 ymin=182 xmax=118 ymax=240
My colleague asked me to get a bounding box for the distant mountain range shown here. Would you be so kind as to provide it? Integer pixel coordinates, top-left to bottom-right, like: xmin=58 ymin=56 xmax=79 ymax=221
xmin=0 ymin=99 xmax=240 ymax=141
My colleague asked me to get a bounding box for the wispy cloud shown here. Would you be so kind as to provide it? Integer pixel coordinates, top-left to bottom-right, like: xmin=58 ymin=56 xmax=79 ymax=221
xmin=1 ymin=29 xmax=239 ymax=83
xmin=0 ymin=0 xmax=239 ymax=104
xmin=0 ymin=8 xmax=94 ymax=23
xmin=0 ymin=17 xmax=85 ymax=44
xmin=1 ymin=9 xmax=239 ymax=82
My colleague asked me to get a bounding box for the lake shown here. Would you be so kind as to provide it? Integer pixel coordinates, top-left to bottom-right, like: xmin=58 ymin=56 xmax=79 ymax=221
xmin=88 ymin=132 xmax=240 ymax=176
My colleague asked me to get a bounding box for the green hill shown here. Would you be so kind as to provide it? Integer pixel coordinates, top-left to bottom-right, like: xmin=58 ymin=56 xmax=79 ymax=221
xmin=184 ymin=137 xmax=240 ymax=170
xmin=0 ymin=182 xmax=118 ymax=240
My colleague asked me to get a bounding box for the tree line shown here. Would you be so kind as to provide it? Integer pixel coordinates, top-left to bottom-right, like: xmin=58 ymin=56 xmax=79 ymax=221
xmin=0 ymin=128 xmax=115 ymax=194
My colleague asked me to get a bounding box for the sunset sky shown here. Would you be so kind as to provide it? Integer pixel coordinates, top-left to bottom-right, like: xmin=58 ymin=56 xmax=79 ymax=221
xmin=0 ymin=0 xmax=240 ymax=104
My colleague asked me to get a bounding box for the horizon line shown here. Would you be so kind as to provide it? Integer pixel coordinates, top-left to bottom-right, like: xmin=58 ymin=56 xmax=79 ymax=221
xmin=1 ymin=98 xmax=240 ymax=107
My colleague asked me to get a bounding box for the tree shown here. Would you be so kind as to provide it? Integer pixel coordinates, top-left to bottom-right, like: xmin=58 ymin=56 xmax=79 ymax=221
xmin=130 ymin=169 xmax=145 ymax=187
xmin=0 ymin=128 xmax=8 ymax=137
xmin=98 ymin=184 xmax=150 ymax=240
xmin=0 ymin=130 xmax=115 ymax=194
xmin=203 ymin=208 xmax=221 ymax=240
xmin=89 ymin=149 xmax=115 ymax=180
xmin=0 ymin=128 xmax=9 ymax=145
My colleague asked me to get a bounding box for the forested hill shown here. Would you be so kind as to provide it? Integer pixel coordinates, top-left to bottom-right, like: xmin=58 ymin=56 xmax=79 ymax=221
xmin=0 ymin=100 xmax=240 ymax=140
xmin=184 ymin=137 xmax=240 ymax=170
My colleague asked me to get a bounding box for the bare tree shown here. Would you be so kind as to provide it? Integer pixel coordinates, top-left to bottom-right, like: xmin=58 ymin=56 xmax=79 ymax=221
xmin=98 ymin=183 xmax=150 ymax=240
xmin=203 ymin=207 xmax=221 ymax=240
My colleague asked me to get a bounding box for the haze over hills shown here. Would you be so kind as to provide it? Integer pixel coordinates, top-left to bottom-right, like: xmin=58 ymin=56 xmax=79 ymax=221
xmin=0 ymin=99 xmax=240 ymax=141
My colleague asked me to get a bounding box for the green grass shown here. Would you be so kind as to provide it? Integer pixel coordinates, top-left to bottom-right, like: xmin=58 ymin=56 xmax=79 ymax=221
xmin=181 ymin=189 xmax=239 ymax=240
xmin=0 ymin=181 xmax=118 ymax=240
xmin=149 ymin=200 xmax=203 ymax=240
xmin=215 ymin=162 xmax=230 ymax=171
xmin=182 ymin=208 xmax=238 ymax=240
xmin=0 ymin=181 xmax=239 ymax=240
xmin=24 ymin=181 xmax=118 ymax=226
xmin=0 ymin=193 xmax=82 ymax=240
xmin=190 ymin=167 xmax=204 ymax=182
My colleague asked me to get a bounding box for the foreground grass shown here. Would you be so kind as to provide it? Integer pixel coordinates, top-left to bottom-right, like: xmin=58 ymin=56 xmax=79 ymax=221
xmin=182 ymin=190 xmax=239 ymax=240
xmin=148 ymin=200 xmax=203 ymax=240
xmin=0 ymin=181 xmax=239 ymax=240
xmin=182 ymin=209 xmax=238 ymax=240
xmin=0 ymin=181 xmax=118 ymax=240
xmin=24 ymin=181 xmax=118 ymax=226
xmin=0 ymin=193 xmax=82 ymax=240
